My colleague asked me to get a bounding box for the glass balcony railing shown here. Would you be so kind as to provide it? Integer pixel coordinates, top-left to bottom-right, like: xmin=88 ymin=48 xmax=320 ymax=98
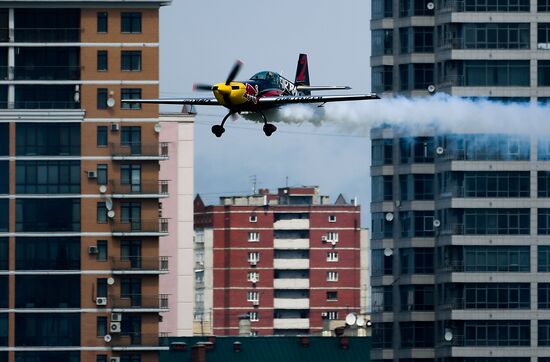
xmin=111 ymin=218 xmax=168 ymax=234
xmin=110 ymin=256 xmax=169 ymax=272
xmin=110 ymin=142 xmax=169 ymax=159
xmin=110 ymin=294 xmax=169 ymax=309
xmin=110 ymin=180 xmax=169 ymax=196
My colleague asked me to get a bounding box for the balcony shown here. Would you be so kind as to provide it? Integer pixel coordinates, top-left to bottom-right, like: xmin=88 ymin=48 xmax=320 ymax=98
xmin=273 ymin=318 xmax=310 ymax=329
xmin=273 ymin=219 xmax=310 ymax=230
xmin=12 ymin=100 xmax=80 ymax=110
xmin=273 ymin=278 xmax=309 ymax=289
xmin=110 ymin=180 xmax=169 ymax=198
xmin=14 ymin=28 xmax=81 ymax=42
xmin=111 ymin=256 xmax=169 ymax=273
xmin=437 ymin=75 xmax=465 ymax=89
xmin=110 ymin=142 xmax=169 ymax=160
xmin=273 ymin=298 xmax=309 ymax=309
xmin=110 ymin=294 xmax=169 ymax=310
xmin=14 ymin=65 xmax=81 ymax=80
xmin=273 ymin=259 xmax=309 ymax=269
xmin=111 ymin=218 xmax=169 ymax=236
xmin=441 ymin=223 xmax=464 ymax=235
xmin=111 ymin=333 xmax=167 ymax=349
xmin=273 ymin=238 xmax=309 ymax=249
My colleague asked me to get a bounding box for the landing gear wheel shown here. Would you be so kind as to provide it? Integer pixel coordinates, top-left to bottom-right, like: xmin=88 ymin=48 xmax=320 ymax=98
xmin=211 ymin=125 xmax=225 ymax=137
xmin=263 ymin=123 xmax=277 ymax=137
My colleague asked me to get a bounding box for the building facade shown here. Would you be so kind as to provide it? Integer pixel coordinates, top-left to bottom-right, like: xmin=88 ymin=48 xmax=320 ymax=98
xmin=0 ymin=1 xmax=171 ymax=362
xmin=193 ymin=187 xmax=363 ymax=336
xmin=371 ymin=0 xmax=550 ymax=361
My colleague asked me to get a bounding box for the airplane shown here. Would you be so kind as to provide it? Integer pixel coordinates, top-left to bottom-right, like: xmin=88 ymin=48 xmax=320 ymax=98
xmin=122 ymin=54 xmax=379 ymax=137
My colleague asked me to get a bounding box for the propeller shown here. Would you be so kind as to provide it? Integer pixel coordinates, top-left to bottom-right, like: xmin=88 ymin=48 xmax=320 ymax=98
xmin=225 ymin=60 xmax=243 ymax=85
xmin=193 ymin=83 xmax=213 ymax=92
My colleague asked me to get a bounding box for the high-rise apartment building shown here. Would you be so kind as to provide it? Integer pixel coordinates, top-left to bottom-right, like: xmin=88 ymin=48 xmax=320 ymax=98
xmin=193 ymin=187 xmax=364 ymax=336
xmin=371 ymin=0 xmax=550 ymax=361
xmin=0 ymin=1 xmax=171 ymax=362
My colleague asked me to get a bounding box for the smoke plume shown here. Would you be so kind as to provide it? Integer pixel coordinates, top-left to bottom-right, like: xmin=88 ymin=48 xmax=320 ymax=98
xmin=276 ymin=94 xmax=550 ymax=135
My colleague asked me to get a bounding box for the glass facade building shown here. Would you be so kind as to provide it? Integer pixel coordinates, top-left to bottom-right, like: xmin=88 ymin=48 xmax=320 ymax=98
xmin=371 ymin=0 xmax=550 ymax=361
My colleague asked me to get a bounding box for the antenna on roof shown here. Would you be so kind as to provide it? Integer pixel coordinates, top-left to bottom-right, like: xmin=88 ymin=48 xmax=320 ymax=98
xmin=250 ymin=175 xmax=257 ymax=194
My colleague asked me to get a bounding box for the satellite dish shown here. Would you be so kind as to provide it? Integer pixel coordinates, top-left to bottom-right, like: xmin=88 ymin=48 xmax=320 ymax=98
xmin=107 ymin=97 xmax=116 ymax=108
xmin=385 ymin=212 xmax=394 ymax=222
xmin=345 ymin=313 xmax=357 ymax=326
xmin=107 ymin=277 xmax=115 ymax=285
xmin=427 ymin=2 xmax=435 ymax=9
xmin=366 ymin=320 xmax=372 ymax=327
xmin=384 ymin=248 xmax=393 ymax=257
xmin=427 ymin=84 xmax=436 ymax=93
xmin=105 ymin=198 xmax=113 ymax=211
xmin=154 ymin=123 xmax=162 ymax=133
xmin=433 ymin=219 xmax=441 ymax=228
xmin=107 ymin=210 xmax=115 ymax=218
xmin=436 ymin=146 xmax=445 ymax=155
xmin=444 ymin=329 xmax=453 ymax=341
xmin=99 ymin=185 xmax=107 ymax=193
xmin=104 ymin=334 xmax=112 ymax=342
xmin=356 ymin=315 xmax=366 ymax=327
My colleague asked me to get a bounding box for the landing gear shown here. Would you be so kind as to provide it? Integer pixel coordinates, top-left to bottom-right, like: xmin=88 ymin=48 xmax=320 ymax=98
xmin=258 ymin=111 xmax=277 ymax=137
xmin=211 ymin=111 xmax=236 ymax=137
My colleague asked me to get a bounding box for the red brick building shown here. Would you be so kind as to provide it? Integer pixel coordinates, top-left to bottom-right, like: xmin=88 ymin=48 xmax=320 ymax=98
xmin=193 ymin=186 xmax=362 ymax=336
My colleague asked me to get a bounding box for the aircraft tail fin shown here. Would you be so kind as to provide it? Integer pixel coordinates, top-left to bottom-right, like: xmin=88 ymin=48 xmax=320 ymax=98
xmin=294 ymin=53 xmax=310 ymax=95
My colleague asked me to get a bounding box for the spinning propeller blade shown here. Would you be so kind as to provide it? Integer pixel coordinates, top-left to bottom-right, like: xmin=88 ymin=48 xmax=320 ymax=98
xmin=225 ymin=60 xmax=243 ymax=85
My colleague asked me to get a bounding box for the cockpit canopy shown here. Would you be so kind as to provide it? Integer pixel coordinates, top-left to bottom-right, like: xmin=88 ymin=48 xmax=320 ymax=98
xmin=250 ymin=71 xmax=280 ymax=81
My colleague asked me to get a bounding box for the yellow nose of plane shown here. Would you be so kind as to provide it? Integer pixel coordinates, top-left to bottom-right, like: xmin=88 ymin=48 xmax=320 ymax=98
xmin=212 ymin=82 xmax=247 ymax=107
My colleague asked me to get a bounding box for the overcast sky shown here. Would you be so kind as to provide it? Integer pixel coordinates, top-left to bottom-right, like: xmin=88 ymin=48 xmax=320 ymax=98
xmin=159 ymin=0 xmax=372 ymax=224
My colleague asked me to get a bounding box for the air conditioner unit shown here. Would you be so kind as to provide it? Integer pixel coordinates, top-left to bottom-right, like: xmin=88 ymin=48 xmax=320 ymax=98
xmin=110 ymin=321 xmax=122 ymax=333
xmin=250 ymin=260 xmax=257 ymax=266
xmin=250 ymin=276 xmax=258 ymax=284
xmin=329 ymin=240 xmax=338 ymax=246
xmin=110 ymin=358 xmax=120 ymax=362
xmin=321 ymin=236 xmax=327 ymax=242
xmin=252 ymin=300 xmax=259 ymax=306
xmin=96 ymin=297 xmax=107 ymax=306
xmin=87 ymin=171 xmax=98 ymax=179
xmin=111 ymin=312 xmax=122 ymax=322
xmin=111 ymin=123 xmax=120 ymax=132
xmin=88 ymin=245 xmax=99 ymax=254
xmin=321 ymin=312 xmax=328 ymax=317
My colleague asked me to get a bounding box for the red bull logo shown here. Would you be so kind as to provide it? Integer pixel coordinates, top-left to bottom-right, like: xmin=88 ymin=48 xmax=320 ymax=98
xmin=244 ymin=83 xmax=258 ymax=104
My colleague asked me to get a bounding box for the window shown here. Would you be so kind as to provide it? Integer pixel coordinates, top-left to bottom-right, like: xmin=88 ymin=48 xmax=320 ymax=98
xmin=413 ymin=63 xmax=434 ymax=90
xmin=372 ymin=249 xmax=393 ymax=276
xmin=400 ymin=321 xmax=434 ymax=348
xmin=97 ymin=240 xmax=107 ymax=261
xmin=399 ymin=27 xmax=433 ymax=53
xmin=16 ymin=199 xmax=80 ymax=232
xmin=248 ymin=232 xmax=260 ymax=242
xmin=325 ymin=311 xmax=338 ymax=320
xmin=121 ymin=201 xmax=141 ymax=230
xmin=464 ymin=23 xmax=530 ymax=49
xmin=464 ymin=60 xmax=530 ymax=87
xmin=462 ymin=246 xmax=530 ymax=272
xmin=539 ymin=60 xmax=550 ymax=86
xmin=121 ymin=12 xmax=142 ymax=33
xmin=121 ymin=51 xmax=141 ymax=71
xmin=16 ymin=237 xmax=80 ymax=270
xmin=249 ymin=311 xmax=259 ymax=321
xmin=461 ymin=171 xmax=530 ymax=198
xmin=400 ymin=248 xmax=434 ymax=274
xmin=97 ymin=164 xmax=107 ymax=185
xmin=372 ymin=213 xmax=393 ymax=240
xmin=97 ymin=50 xmax=108 ymax=71
xmin=328 ymin=215 xmax=336 ymax=222
xmin=372 ymin=0 xmax=393 ymax=18
xmin=97 ymin=355 xmax=107 ymax=362
xmin=327 ymin=271 xmax=339 ymax=282
xmin=372 ymin=139 xmax=393 ymax=166
xmin=399 ymin=0 xmax=435 ymax=16
xmin=248 ymin=252 xmax=260 ymax=263
xmin=97 ymin=12 xmax=108 ymax=33
xmin=16 ymin=160 xmax=80 ymax=194
xmin=326 ymin=232 xmax=338 ymax=241
xmin=400 ymin=210 xmax=434 ymax=237
xmin=538 ymin=246 xmax=550 ymax=272
xmin=17 ymin=123 xmax=80 ymax=156
xmin=372 ymin=65 xmax=393 ymax=93
xmin=327 ymin=252 xmax=338 ymax=262
xmin=400 ymin=285 xmax=434 ymax=311
xmin=247 ymin=291 xmax=259 ymax=302
xmin=97 ymin=88 xmax=108 ymax=109
xmin=539 ymin=283 xmax=550 ymax=308
xmin=97 ymin=202 xmax=107 ymax=224
xmin=463 ymin=320 xmax=530 ymax=346
xmin=372 ymin=29 xmax=393 ymax=56
xmin=120 ymin=164 xmax=141 ymax=192
xmin=97 ymin=278 xmax=107 ymax=298
xmin=249 ymin=215 xmax=257 ymax=223
xmin=326 ymin=291 xmax=338 ymax=301
xmin=541 ymin=0 xmax=550 ymax=11
xmin=15 ymin=313 xmax=80 ymax=346
xmin=463 ymin=208 xmax=530 ymax=235
xmin=97 ymin=316 xmax=107 ymax=337
xmin=15 ymin=275 xmax=80 ymax=308
xmin=121 ymin=88 xmax=141 ymax=109
xmin=247 ymin=272 xmax=259 ymax=282
xmin=97 ymin=126 xmax=107 ymax=147
xmin=372 ymin=322 xmax=393 ymax=348
xmin=372 ymin=286 xmax=393 ymax=312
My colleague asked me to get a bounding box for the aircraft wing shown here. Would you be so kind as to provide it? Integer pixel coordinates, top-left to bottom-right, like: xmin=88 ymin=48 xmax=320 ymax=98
xmin=121 ymin=98 xmax=220 ymax=105
xmin=257 ymin=93 xmax=379 ymax=105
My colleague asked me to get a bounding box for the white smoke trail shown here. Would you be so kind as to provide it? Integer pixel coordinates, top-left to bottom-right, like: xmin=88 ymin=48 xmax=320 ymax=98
xmin=276 ymin=94 xmax=550 ymax=135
